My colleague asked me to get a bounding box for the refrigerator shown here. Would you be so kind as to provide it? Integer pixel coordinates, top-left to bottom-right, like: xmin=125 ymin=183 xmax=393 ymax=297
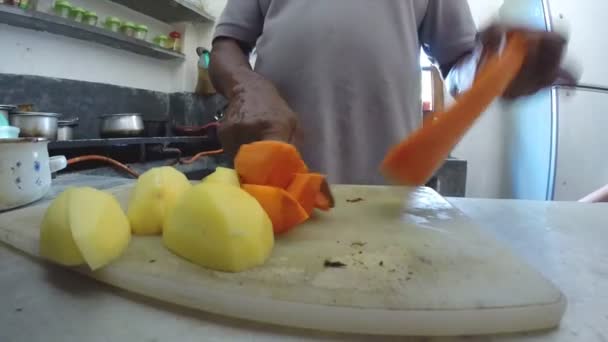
xmin=500 ymin=0 xmax=608 ymax=201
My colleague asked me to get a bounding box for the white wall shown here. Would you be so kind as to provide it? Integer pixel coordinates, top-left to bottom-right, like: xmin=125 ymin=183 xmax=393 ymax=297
xmin=450 ymin=0 xmax=508 ymax=198
xmin=0 ymin=0 xmax=220 ymax=93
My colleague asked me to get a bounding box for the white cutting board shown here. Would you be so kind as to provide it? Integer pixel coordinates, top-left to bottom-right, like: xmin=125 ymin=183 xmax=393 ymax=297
xmin=0 ymin=185 xmax=565 ymax=336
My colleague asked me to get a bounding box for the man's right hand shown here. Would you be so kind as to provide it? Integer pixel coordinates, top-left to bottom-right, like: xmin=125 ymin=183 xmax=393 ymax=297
xmin=209 ymin=38 xmax=298 ymax=158
xmin=219 ymin=72 xmax=298 ymax=158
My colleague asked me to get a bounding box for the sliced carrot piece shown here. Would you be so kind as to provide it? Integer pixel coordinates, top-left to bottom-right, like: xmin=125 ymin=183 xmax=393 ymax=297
xmin=235 ymin=141 xmax=309 ymax=189
xmin=286 ymin=173 xmax=326 ymax=215
xmin=381 ymin=34 xmax=528 ymax=186
xmin=242 ymin=184 xmax=309 ymax=235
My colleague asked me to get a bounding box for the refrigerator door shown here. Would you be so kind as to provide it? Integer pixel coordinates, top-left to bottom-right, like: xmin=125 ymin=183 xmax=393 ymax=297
xmin=546 ymin=0 xmax=608 ymax=88
xmin=553 ymin=87 xmax=608 ymax=201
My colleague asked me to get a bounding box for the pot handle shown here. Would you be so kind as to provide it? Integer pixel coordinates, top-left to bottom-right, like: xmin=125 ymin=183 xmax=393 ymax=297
xmin=49 ymin=156 xmax=68 ymax=173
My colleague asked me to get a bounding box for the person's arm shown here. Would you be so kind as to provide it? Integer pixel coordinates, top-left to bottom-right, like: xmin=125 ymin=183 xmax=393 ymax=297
xmin=419 ymin=0 xmax=572 ymax=99
xmin=579 ymin=184 xmax=608 ymax=203
xmin=209 ymin=0 xmax=298 ymax=158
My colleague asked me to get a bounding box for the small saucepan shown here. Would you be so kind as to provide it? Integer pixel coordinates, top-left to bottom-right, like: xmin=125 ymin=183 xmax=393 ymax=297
xmin=99 ymin=113 xmax=144 ymax=138
xmin=57 ymin=117 xmax=79 ymax=141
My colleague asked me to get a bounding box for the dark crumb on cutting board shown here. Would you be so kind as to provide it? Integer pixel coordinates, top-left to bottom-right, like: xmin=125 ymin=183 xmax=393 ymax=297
xmin=15 ymin=308 xmax=22 ymax=312
xmin=358 ymin=251 xmax=363 ymax=254
xmin=408 ymin=271 xmax=414 ymax=275
xmin=417 ymin=256 xmax=433 ymax=266
xmin=379 ymin=261 xmax=384 ymax=267
xmin=324 ymin=260 xmax=347 ymax=268
xmin=351 ymin=241 xmax=367 ymax=247
xmin=148 ymin=259 xmax=156 ymax=263
xmin=346 ymin=198 xmax=365 ymax=203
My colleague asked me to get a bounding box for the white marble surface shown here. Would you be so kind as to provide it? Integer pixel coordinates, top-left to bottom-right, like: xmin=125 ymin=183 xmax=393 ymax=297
xmin=1 ymin=183 xmax=607 ymax=341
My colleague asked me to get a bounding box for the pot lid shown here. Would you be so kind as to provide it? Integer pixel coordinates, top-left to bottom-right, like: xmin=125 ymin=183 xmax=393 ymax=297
xmin=12 ymin=112 xmax=61 ymax=117
xmin=99 ymin=113 xmax=142 ymax=118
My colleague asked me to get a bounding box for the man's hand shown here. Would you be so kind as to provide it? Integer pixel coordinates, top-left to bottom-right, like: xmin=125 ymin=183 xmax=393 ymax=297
xmin=210 ymin=38 xmax=298 ymax=158
xmin=219 ymin=72 xmax=298 ymax=158
xmin=479 ymin=24 xmax=576 ymax=99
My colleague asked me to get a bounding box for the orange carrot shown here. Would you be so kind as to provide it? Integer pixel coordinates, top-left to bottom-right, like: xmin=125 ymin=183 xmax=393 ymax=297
xmin=235 ymin=141 xmax=309 ymax=189
xmin=242 ymin=184 xmax=309 ymax=234
xmin=381 ymin=34 xmax=528 ymax=186
xmin=287 ymin=173 xmax=326 ymax=215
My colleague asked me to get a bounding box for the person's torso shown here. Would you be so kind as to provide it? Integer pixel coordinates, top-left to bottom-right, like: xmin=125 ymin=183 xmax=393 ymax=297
xmin=254 ymin=0 xmax=429 ymax=184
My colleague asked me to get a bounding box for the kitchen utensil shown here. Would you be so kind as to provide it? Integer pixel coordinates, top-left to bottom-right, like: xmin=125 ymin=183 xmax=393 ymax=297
xmin=0 ymin=126 xmax=20 ymax=139
xmin=99 ymin=113 xmax=144 ymax=138
xmin=0 ymin=138 xmax=67 ymax=210
xmin=0 ymin=185 xmax=565 ymax=336
xmin=57 ymin=117 xmax=79 ymax=141
xmin=143 ymin=119 xmax=168 ymax=137
xmin=0 ymin=105 xmax=17 ymax=126
xmin=381 ymin=34 xmax=528 ymax=186
xmin=9 ymin=112 xmax=60 ymax=140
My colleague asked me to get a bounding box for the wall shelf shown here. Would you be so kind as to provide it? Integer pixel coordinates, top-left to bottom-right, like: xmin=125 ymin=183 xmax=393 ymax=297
xmin=108 ymin=0 xmax=215 ymax=23
xmin=0 ymin=5 xmax=185 ymax=60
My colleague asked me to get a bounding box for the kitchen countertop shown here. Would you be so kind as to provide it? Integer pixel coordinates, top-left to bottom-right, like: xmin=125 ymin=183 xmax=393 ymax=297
xmin=0 ymin=175 xmax=607 ymax=342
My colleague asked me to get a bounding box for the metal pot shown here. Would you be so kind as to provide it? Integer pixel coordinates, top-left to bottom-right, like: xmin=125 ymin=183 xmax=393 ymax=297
xmin=99 ymin=113 xmax=144 ymax=138
xmin=57 ymin=118 xmax=79 ymax=141
xmin=143 ymin=119 xmax=168 ymax=137
xmin=9 ymin=112 xmax=60 ymax=140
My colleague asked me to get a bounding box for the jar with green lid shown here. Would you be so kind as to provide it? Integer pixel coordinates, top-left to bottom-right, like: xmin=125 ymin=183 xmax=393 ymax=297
xmin=83 ymin=11 xmax=98 ymax=26
xmin=121 ymin=21 xmax=136 ymax=37
xmin=104 ymin=16 xmax=121 ymax=33
xmin=134 ymin=24 xmax=148 ymax=40
xmin=153 ymin=35 xmax=168 ymax=48
xmin=70 ymin=7 xmax=85 ymax=23
xmin=53 ymin=0 xmax=72 ymax=19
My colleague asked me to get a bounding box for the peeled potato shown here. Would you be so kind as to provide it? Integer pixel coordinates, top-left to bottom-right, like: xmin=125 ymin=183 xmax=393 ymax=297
xmin=40 ymin=187 xmax=131 ymax=270
xmin=39 ymin=188 xmax=84 ymax=266
xmin=128 ymin=167 xmax=191 ymax=235
xmin=163 ymin=183 xmax=274 ymax=272
xmin=202 ymin=167 xmax=240 ymax=187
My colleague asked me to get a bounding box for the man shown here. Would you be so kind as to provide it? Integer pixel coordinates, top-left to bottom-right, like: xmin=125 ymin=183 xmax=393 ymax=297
xmin=210 ymin=0 xmax=570 ymax=184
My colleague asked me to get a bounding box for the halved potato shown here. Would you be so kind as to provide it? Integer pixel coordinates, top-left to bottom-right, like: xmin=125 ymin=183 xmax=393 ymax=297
xmin=39 ymin=187 xmax=131 ymax=271
xmin=202 ymin=167 xmax=240 ymax=187
xmin=163 ymin=183 xmax=274 ymax=272
xmin=127 ymin=167 xmax=192 ymax=235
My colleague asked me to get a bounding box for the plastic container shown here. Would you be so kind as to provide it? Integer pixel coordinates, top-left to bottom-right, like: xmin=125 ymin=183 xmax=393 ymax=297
xmin=53 ymin=0 xmax=72 ymax=19
xmin=0 ymin=126 xmax=20 ymax=139
xmin=121 ymin=21 xmax=136 ymax=37
xmin=169 ymin=31 xmax=182 ymax=52
xmin=70 ymin=6 xmax=85 ymax=23
xmin=134 ymin=24 xmax=148 ymax=40
xmin=83 ymin=11 xmax=98 ymax=26
xmin=18 ymin=0 xmax=29 ymax=10
xmin=105 ymin=16 xmax=121 ymax=33
xmin=153 ymin=35 xmax=168 ymax=48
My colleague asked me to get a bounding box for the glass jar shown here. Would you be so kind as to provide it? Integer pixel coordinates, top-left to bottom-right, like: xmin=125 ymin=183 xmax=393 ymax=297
xmin=169 ymin=31 xmax=182 ymax=52
xmin=134 ymin=24 xmax=148 ymax=40
xmin=83 ymin=11 xmax=98 ymax=26
xmin=70 ymin=7 xmax=85 ymax=23
xmin=121 ymin=21 xmax=136 ymax=37
xmin=104 ymin=16 xmax=122 ymax=33
xmin=53 ymin=0 xmax=72 ymax=19
xmin=153 ymin=35 xmax=168 ymax=48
